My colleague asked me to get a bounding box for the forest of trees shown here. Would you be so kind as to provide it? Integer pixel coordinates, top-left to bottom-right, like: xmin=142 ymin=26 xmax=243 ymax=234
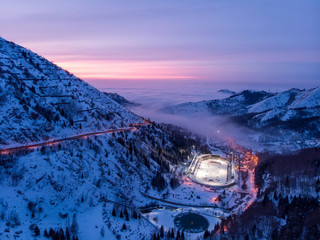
xmin=217 ymin=147 xmax=320 ymax=239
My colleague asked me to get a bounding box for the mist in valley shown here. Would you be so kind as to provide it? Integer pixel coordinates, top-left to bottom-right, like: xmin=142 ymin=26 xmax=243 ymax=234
xmin=98 ymin=80 xmax=313 ymax=153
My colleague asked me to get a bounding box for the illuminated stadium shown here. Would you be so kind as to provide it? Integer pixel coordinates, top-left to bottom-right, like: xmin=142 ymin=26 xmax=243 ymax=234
xmin=186 ymin=154 xmax=236 ymax=188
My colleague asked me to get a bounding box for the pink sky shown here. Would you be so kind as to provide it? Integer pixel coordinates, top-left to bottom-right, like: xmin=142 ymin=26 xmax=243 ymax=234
xmin=0 ymin=0 xmax=319 ymax=87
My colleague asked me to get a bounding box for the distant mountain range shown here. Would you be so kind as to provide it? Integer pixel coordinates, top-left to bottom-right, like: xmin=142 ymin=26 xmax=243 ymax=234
xmin=162 ymin=88 xmax=320 ymax=135
xmin=103 ymin=92 xmax=139 ymax=107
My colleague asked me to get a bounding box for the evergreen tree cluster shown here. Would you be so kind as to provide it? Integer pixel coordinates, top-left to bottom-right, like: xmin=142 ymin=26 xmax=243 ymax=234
xmin=42 ymin=226 xmax=79 ymax=240
xmin=111 ymin=204 xmax=140 ymax=221
xmin=151 ymin=227 xmax=185 ymax=240
xmin=151 ymin=171 xmax=167 ymax=191
xmin=224 ymin=193 xmax=320 ymax=239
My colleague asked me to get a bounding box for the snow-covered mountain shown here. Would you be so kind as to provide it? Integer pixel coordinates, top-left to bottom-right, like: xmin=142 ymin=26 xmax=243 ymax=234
xmin=0 ymin=37 xmax=202 ymax=239
xmin=0 ymin=37 xmax=143 ymax=147
xmin=2 ymin=36 xmax=318 ymax=240
xmin=162 ymin=88 xmax=320 ymax=134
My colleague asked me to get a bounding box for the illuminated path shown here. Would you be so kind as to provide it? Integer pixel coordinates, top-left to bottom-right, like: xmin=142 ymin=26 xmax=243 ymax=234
xmin=0 ymin=120 xmax=150 ymax=155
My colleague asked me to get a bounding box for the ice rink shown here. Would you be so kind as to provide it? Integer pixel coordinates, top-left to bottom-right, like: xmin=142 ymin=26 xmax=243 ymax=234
xmin=188 ymin=155 xmax=235 ymax=187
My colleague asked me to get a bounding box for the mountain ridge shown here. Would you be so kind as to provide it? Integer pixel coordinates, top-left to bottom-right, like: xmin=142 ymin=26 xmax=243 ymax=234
xmin=162 ymin=87 xmax=320 ymax=134
xmin=0 ymin=37 xmax=143 ymax=148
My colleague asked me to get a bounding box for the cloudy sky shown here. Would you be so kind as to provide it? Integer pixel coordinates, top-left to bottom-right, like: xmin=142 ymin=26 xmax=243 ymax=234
xmin=0 ymin=0 xmax=319 ymax=87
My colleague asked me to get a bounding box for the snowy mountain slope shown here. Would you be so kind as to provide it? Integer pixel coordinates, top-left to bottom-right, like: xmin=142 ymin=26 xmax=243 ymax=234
xmin=162 ymin=88 xmax=320 ymax=134
xmin=0 ymin=37 xmax=143 ymax=147
xmin=0 ymin=123 xmax=194 ymax=239
xmin=163 ymin=90 xmax=272 ymax=116
xmin=0 ymin=37 xmax=211 ymax=240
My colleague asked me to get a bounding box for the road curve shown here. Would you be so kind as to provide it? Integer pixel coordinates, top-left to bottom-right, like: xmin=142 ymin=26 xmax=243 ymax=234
xmin=0 ymin=120 xmax=150 ymax=155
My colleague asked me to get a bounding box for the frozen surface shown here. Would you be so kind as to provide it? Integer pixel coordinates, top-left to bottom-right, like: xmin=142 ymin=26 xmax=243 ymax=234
xmin=195 ymin=159 xmax=228 ymax=185
xmin=188 ymin=155 xmax=235 ymax=187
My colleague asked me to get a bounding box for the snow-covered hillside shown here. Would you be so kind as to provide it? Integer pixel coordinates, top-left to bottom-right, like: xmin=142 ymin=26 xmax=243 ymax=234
xmin=162 ymin=88 xmax=320 ymax=134
xmin=0 ymin=37 xmax=143 ymax=147
xmin=0 ymin=37 xmax=204 ymax=240
xmin=2 ymin=36 xmax=318 ymax=240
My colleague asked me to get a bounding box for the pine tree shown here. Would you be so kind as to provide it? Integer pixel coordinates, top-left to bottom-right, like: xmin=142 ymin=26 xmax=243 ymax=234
xmin=213 ymin=223 xmax=219 ymax=234
xmin=166 ymin=230 xmax=170 ymax=239
xmin=252 ymin=224 xmax=256 ymax=234
xmin=49 ymin=228 xmax=55 ymax=237
xmin=132 ymin=210 xmax=137 ymax=219
xmin=203 ymin=229 xmax=210 ymax=239
xmin=44 ymin=229 xmax=49 ymax=238
xmin=263 ymin=194 xmax=269 ymax=205
xmin=70 ymin=214 xmax=78 ymax=237
xmin=112 ymin=207 xmax=116 ymax=217
xmin=124 ymin=207 xmax=129 ymax=218
xmin=120 ymin=210 xmax=123 ymax=218
xmin=124 ymin=207 xmax=129 ymax=221
xmin=160 ymin=225 xmax=164 ymax=238
xmin=274 ymin=191 xmax=278 ymax=200
xmin=53 ymin=231 xmax=59 ymax=240
xmin=34 ymin=226 xmax=40 ymax=236
xmin=59 ymin=228 xmax=65 ymax=240
xmin=221 ymin=225 xmax=225 ymax=234
xmin=66 ymin=227 xmax=71 ymax=240
xmin=176 ymin=229 xmax=180 ymax=238
xmin=152 ymin=233 xmax=157 ymax=240
xmin=181 ymin=231 xmax=185 ymax=240
xmin=170 ymin=228 xmax=175 ymax=238
xmin=41 ymin=146 xmax=46 ymax=155
xmin=122 ymin=223 xmax=127 ymax=230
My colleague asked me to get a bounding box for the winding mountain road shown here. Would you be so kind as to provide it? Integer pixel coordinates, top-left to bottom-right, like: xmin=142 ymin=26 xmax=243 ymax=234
xmin=0 ymin=120 xmax=150 ymax=155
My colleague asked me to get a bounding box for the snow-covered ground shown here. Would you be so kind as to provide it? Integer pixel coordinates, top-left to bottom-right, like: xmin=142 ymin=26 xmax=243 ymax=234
xmin=78 ymin=204 xmax=115 ymax=240
xmin=0 ymin=124 xmax=184 ymax=239
xmin=103 ymin=202 xmax=157 ymax=239
xmin=0 ymin=36 xmax=266 ymax=239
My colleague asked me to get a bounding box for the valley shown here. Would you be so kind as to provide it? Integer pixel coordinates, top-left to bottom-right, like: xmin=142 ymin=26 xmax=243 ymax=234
xmin=0 ymin=36 xmax=319 ymax=240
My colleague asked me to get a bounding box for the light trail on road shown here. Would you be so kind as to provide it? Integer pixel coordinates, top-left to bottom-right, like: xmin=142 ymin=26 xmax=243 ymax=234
xmin=0 ymin=120 xmax=150 ymax=155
